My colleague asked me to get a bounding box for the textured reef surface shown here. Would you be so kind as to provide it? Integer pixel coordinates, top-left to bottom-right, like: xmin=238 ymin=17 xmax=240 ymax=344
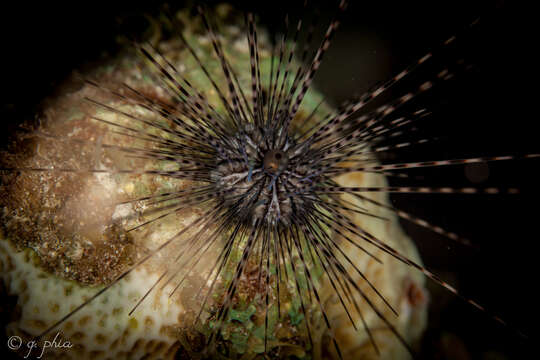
xmin=1 ymin=4 xmax=428 ymax=359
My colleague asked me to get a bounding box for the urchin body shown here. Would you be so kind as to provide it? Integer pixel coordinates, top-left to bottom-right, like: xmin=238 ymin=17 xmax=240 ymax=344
xmin=213 ymin=124 xmax=316 ymax=226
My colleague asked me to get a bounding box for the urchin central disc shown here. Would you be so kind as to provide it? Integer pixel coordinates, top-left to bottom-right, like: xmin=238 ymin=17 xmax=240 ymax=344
xmin=211 ymin=126 xmax=309 ymax=225
xmin=263 ymin=150 xmax=288 ymax=173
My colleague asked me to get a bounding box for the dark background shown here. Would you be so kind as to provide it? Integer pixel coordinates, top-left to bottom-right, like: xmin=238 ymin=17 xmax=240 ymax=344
xmin=1 ymin=1 xmax=536 ymax=359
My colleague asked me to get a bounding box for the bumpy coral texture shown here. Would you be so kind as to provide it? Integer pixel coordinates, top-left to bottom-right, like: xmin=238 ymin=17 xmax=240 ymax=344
xmin=1 ymin=6 xmax=427 ymax=359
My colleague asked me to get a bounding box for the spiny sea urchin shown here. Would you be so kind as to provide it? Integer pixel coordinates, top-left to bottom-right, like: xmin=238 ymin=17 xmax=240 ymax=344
xmin=1 ymin=1 xmax=537 ymax=359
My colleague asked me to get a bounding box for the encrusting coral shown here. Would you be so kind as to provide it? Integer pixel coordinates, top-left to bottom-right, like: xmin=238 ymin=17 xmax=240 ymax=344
xmin=1 ymin=5 xmax=427 ymax=359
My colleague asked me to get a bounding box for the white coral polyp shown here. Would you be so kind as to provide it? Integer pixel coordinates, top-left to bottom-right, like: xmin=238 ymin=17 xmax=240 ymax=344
xmin=0 ymin=240 xmax=184 ymax=359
